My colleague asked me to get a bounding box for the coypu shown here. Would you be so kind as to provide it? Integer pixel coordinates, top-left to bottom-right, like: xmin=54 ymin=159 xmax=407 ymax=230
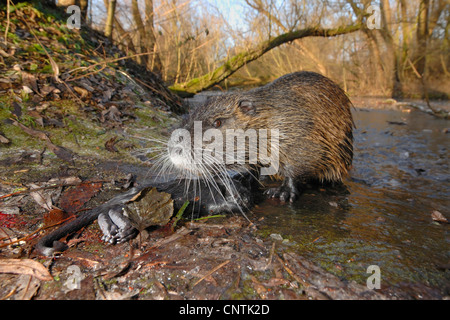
xmin=36 ymin=71 xmax=353 ymax=256
xmin=166 ymin=71 xmax=354 ymax=203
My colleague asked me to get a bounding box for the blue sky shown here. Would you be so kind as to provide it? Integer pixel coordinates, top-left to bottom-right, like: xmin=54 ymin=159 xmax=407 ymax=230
xmin=205 ymin=0 xmax=247 ymax=31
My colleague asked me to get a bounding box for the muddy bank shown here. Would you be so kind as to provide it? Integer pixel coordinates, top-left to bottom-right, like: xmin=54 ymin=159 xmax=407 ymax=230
xmin=0 ymin=154 xmax=386 ymax=300
xmin=0 ymin=98 xmax=449 ymax=300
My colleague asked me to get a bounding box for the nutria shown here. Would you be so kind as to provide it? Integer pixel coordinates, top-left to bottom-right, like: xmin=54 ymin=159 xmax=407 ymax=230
xmin=166 ymin=71 xmax=354 ymax=203
xmin=36 ymin=71 xmax=353 ymax=256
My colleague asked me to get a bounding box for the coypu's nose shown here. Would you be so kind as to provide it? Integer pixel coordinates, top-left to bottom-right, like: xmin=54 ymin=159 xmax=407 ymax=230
xmin=168 ymin=145 xmax=184 ymax=158
xmin=174 ymin=147 xmax=182 ymax=156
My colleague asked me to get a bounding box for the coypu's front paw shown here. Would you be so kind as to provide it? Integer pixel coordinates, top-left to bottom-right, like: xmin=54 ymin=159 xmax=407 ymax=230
xmin=264 ymin=185 xmax=298 ymax=203
xmin=98 ymin=206 xmax=138 ymax=244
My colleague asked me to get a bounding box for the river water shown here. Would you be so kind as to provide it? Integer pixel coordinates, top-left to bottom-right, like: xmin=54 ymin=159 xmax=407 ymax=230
xmin=255 ymin=106 xmax=449 ymax=297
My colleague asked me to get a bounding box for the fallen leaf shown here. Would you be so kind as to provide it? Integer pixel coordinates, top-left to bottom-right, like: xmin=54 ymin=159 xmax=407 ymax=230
xmin=48 ymin=176 xmax=82 ymax=186
xmin=11 ymin=101 xmax=22 ymax=118
xmin=0 ymin=133 xmax=10 ymax=144
xmin=431 ymin=210 xmax=448 ymax=223
xmin=0 ymin=259 xmax=53 ymax=281
xmin=44 ymin=208 xmax=73 ymax=227
xmin=59 ymin=181 xmax=103 ymax=213
xmin=101 ymin=105 xmax=122 ymax=123
xmin=21 ymin=71 xmax=39 ymax=94
xmin=73 ymin=86 xmax=89 ymax=99
xmin=105 ymin=136 xmax=119 ymax=152
xmin=46 ymin=141 xmax=74 ymax=164
xmin=15 ymin=275 xmax=41 ymax=300
xmin=125 ymin=187 xmax=174 ymax=231
xmin=39 ymin=85 xmax=55 ymax=97
xmin=29 ymin=183 xmax=53 ymax=211
xmin=11 ymin=119 xmax=76 ymax=164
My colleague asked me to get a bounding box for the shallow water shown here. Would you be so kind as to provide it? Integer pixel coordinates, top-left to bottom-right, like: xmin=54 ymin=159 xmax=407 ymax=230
xmin=255 ymin=107 xmax=449 ymax=296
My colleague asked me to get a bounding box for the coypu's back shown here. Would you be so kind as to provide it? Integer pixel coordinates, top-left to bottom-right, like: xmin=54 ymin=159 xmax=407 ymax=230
xmin=179 ymin=71 xmax=353 ymax=198
xmin=216 ymin=71 xmax=354 ymax=183
xmin=252 ymin=71 xmax=354 ymax=182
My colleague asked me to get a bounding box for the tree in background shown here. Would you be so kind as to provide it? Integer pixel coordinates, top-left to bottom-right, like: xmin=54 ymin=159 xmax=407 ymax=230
xmin=42 ymin=0 xmax=450 ymax=99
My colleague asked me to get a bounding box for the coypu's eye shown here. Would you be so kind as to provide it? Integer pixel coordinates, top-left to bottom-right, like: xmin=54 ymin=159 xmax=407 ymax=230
xmin=213 ymin=119 xmax=222 ymax=128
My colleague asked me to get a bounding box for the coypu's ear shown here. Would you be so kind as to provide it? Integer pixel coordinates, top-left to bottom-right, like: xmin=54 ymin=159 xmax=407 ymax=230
xmin=238 ymin=100 xmax=257 ymax=115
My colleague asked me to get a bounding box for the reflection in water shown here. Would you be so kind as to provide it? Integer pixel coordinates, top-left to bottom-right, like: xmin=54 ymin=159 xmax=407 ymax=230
xmin=256 ymin=108 xmax=449 ymax=296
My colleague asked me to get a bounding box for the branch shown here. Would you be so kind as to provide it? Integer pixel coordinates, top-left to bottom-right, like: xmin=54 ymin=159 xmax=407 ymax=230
xmin=169 ymin=23 xmax=363 ymax=96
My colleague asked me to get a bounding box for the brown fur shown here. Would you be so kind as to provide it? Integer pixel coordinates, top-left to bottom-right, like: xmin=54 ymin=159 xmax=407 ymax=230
xmin=183 ymin=71 xmax=354 ymax=185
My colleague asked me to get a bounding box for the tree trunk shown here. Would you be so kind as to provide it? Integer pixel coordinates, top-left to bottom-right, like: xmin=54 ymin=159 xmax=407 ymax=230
xmin=131 ymin=0 xmax=148 ymax=66
xmin=348 ymin=0 xmax=385 ymax=91
xmin=144 ymin=0 xmax=162 ymax=76
xmin=79 ymin=0 xmax=88 ymax=21
xmin=104 ymin=0 xmax=116 ymax=40
xmin=415 ymin=0 xmax=429 ymax=77
xmin=379 ymin=0 xmax=403 ymax=98
xmin=169 ymin=24 xmax=363 ymax=96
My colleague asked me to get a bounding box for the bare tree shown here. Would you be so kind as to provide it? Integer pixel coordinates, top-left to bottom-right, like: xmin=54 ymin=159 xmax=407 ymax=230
xmin=170 ymin=23 xmax=363 ymax=95
xmin=130 ymin=0 xmax=162 ymax=76
xmin=104 ymin=0 xmax=116 ymax=40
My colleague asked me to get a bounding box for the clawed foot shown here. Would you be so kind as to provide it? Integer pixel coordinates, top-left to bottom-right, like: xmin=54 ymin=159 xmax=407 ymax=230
xmin=98 ymin=206 xmax=138 ymax=244
xmin=264 ymin=178 xmax=299 ymax=203
xmin=264 ymin=186 xmax=298 ymax=203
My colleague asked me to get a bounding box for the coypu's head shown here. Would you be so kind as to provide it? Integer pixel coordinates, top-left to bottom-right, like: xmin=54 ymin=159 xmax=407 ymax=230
xmin=167 ymin=93 xmax=269 ymax=178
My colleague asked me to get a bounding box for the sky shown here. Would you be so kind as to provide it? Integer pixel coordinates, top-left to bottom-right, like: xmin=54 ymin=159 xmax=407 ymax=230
xmin=206 ymin=0 xmax=245 ymax=30
xmin=86 ymin=0 xmax=249 ymax=32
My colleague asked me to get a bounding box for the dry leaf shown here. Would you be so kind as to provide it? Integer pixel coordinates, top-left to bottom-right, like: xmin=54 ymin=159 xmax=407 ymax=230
xmin=21 ymin=71 xmax=39 ymax=94
xmin=73 ymin=86 xmax=89 ymax=98
xmin=48 ymin=176 xmax=82 ymax=186
xmin=105 ymin=136 xmax=119 ymax=152
xmin=59 ymin=181 xmax=103 ymax=214
xmin=29 ymin=183 xmax=53 ymax=211
xmin=15 ymin=275 xmax=41 ymax=300
xmin=46 ymin=141 xmax=74 ymax=164
xmin=0 ymin=133 xmax=10 ymax=144
xmin=0 ymin=259 xmax=53 ymax=281
xmin=125 ymin=187 xmax=174 ymax=231
xmin=431 ymin=210 xmax=448 ymax=223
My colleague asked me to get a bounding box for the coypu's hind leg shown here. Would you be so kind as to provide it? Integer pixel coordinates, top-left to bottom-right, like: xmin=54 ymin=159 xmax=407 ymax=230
xmin=36 ymin=177 xmax=255 ymax=255
xmin=264 ymin=176 xmax=299 ymax=203
xmin=95 ymin=177 xmax=254 ymax=244
xmin=98 ymin=206 xmax=138 ymax=244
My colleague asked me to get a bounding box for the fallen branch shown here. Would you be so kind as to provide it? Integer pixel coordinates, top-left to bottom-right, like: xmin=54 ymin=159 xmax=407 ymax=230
xmin=170 ymin=23 xmax=363 ymax=95
xmin=10 ymin=118 xmax=75 ymax=164
xmin=0 ymin=215 xmax=75 ymax=249
xmin=192 ymin=260 xmax=231 ymax=287
xmin=0 ymin=178 xmax=106 ymax=201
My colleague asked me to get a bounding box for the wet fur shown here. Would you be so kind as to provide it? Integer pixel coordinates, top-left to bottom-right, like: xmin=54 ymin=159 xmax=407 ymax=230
xmin=176 ymin=71 xmax=354 ymax=200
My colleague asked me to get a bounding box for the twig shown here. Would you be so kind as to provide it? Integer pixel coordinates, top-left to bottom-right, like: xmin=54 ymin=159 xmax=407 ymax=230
xmin=275 ymin=254 xmax=309 ymax=288
xmin=0 ymin=179 xmax=107 ymax=200
xmin=66 ymin=51 xmax=159 ymax=77
xmin=264 ymin=242 xmax=276 ymax=270
xmin=193 ymin=260 xmax=231 ymax=287
xmin=4 ymin=0 xmax=10 ymax=46
xmin=0 ymin=216 xmax=75 ymax=249
xmin=65 ymin=65 xmax=107 ymax=82
xmin=170 ymin=200 xmax=189 ymax=230
xmin=406 ymin=57 xmax=437 ymax=114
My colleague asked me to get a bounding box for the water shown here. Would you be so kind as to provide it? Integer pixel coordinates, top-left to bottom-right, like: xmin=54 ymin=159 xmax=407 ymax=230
xmin=255 ymin=107 xmax=449 ymax=295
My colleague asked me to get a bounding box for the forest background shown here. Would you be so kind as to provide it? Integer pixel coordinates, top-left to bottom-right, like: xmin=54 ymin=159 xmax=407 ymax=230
xmin=11 ymin=0 xmax=450 ymax=100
